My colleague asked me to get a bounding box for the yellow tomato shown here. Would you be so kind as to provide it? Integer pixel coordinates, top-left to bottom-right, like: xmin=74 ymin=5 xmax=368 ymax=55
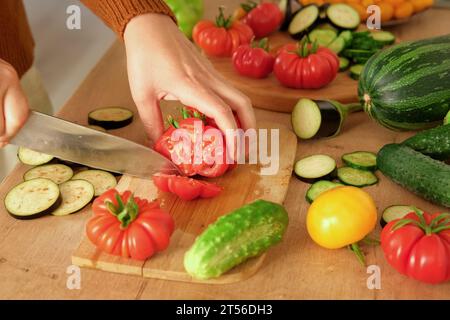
xmin=378 ymin=2 xmax=395 ymax=21
xmin=361 ymin=0 xmax=375 ymax=7
xmin=350 ymin=3 xmax=369 ymax=19
xmin=394 ymin=1 xmax=414 ymax=18
xmin=385 ymin=0 xmax=405 ymax=7
xmin=306 ymin=186 xmax=377 ymax=249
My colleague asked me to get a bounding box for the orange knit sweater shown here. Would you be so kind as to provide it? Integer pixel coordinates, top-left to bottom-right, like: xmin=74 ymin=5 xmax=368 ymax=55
xmin=0 ymin=0 xmax=175 ymax=77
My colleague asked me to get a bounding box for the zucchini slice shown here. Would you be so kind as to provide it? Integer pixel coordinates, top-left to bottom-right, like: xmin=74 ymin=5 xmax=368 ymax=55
xmin=371 ymin=31 xmax=396 ymax=45
xmin=342 ymin=151 xmax=377 ymax=171
xmin=5 ymin=178 xmax=61 ymax=219
xmin=349 ymin=64 xmax=364 ymax=80
xmin=72 ymin=170 xmax=117 ymax=196
xmin=288 ymin=5 xmax=320 ymax=39
xmin=380 ymin=205 xmax=416 ymax=227
xmin=294 ymin=154 xmax=337 ymax=183
xmin=88 ymin=106 xmax=134 ymax=130
xmin=24 ymin=164 xmax=73 ymax=184
xmin=51 ymin=180 xmax=95 ymax=216
xmin=17 ymin=147 xmax=54 ymax=166
xmin=339 ymin=57 xmax=350 ymax=71
xmin=326 ymin=4 xmax=360 ymax=30
xmin=305 ymin=180 xmax=343 ymax=203
xmin=337 ymin=167 xmax=378 ymax=187
xmin=309 ymin=29 xmax=337 ymax=47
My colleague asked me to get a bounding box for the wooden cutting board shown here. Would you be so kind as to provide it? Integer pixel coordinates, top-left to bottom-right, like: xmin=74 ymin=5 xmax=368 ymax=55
xmin=72 ymin=121 xmax=297 ymax=284
xmin=208 ymin=31 xmax=359 ymax=113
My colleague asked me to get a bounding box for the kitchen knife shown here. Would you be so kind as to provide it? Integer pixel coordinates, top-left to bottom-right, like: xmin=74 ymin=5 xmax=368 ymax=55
xmin=10 ymin=111 xmax=181 ymax=177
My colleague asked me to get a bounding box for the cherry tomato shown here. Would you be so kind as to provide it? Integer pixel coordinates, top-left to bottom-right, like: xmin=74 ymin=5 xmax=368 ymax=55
xmin=86 ymin=189 xmax=175 ymax=261
xmin=241 ymin=2 xmax=284 ymax=38
xmin=232 ymin=38 xmax=275 ymax=78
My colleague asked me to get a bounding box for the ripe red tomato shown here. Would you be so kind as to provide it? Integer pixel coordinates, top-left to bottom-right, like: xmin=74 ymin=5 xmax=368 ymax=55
xmin=153 ymin=174 xmax=222 ymax=201
xmin=381 ymin=210 xmax=450 ymax=284
xmin=232 ymin=38 xmax=275 ymax=78
xmin=273 ymin=41 xmax=339 ymax=89
xmin=241 ymin=2 xmax=283 ymax=38
xmin=86 ymin=189 xmax=175 ymax=261
xmin=193 ymin=7 xmax=254 ymax=57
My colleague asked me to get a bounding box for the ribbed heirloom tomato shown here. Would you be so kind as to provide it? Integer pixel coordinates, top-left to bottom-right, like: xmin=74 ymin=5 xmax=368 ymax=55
xmin=193 ymin=7 xmax=254 ymax=57
xmin=232 ymin=38 xmax=275 ymax=78
xmin=86 ymin=189 xmax=175 ymax=261
xmin=240 ymin=1 xmax=284 ymax=38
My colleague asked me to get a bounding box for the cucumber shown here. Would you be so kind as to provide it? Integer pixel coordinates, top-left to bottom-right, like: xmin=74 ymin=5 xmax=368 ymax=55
xmin=339 ymin=57 xmax=350 ymax=71
xmin=371 ymin=31 xmax=396 ymax=45
xmin=349 ymin=64 xmax=364 ymax=80
xmin=184 ymin=199 xmax=289 ymax=280
xmin=72 ymin=169 xmax=117 ymax=196
xmin=4 ymin=178 xmax=61 ymax=220
xmin=51 ymin=180 xmax=95 ymax=216
xmin=294 ymin=154 xmax=337 ymax=183
xmin=309 ymin=29 xmax=337 ymax=47
xmin=315 ymin=23 xmax=338 ymax=33
xmin=339 ymin=30 xmax=353 ymax=46
xmin=377 ymin=144 xmax=450 ymax=208
xmin=24 ymin=164 xmax=73 ymax=184
xmin=342 ymin=151 xmax=377 ymax=171
xmin=17 ymin=147 xmax=54 ymax=166
xmin=305 ymin=180 xmax=343 ymax=203
xmin=337 ymin=167 xmax=378 ymax=187
xmin=88 ymin=106 xmax=133 ymax=130
xmin=328 ymin=36 xmax=346 ymax=54
xmin=380 ymin=205 xmax=416 ymax=227
xmin=402 ymin=125 xmax=450 ymax=161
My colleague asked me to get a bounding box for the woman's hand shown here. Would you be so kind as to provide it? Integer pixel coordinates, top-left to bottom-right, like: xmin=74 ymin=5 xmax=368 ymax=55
xmin=123 ymin=13 xmax=256 ymax=144
xmin=0 ymin=59 xmax=29 ymax=148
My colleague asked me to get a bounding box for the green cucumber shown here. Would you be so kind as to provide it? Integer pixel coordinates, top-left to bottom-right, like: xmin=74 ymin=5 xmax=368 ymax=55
xmin=342 ymin=151 xmax=377 ymax=171
xmin=337 ymin=167 xmax=378 ymax=187
xmin=309 ymin=29 xmax=337 ymax=47
xmin=377 ymin=144 xmax=450 ymax=208
xmin=184 ymin=200 xmax=289 ymax=280
xmin=339 ymin=57 xmax=350 ymax=71
xmin=305 ymin=180 xmax=343 ymax=203
xmin=370 ymin=31 xmax=396 ymax=45
xmin=350 ymin=64 xmax=364 ymax=80
xmin=328 ymin=36 xmax=346 ymax=54
xmin=339 ymin=30 xmax=353 ymax=46
xmin=402 ymin=125 xmax=450 ymax=160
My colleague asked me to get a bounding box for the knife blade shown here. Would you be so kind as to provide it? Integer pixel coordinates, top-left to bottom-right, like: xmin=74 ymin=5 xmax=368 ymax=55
xmin=10 ymin=111 xmax=181 ymax=178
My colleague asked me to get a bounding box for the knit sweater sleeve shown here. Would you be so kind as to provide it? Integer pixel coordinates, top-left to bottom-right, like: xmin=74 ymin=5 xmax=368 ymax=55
xmin=80 ymin=0 xmax=176 ymax=38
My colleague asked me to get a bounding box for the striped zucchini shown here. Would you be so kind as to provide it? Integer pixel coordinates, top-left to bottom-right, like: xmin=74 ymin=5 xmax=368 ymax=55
xmin=359 ymin=34 xmax=450 ymax=131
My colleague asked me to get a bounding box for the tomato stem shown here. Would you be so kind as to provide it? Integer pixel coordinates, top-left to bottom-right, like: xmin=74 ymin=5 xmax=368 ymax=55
xmin=241 ymin=0 xmax=257 ymax=13
xmin=216 ymin=6 xmax=232 ymax=29
xmin=167 ymin=115 xmax=179 ymax=129
xmin=253 ymin=37 xmax=269 ymax=51
xmin=349 ymin=243 xmax=366 ymax=266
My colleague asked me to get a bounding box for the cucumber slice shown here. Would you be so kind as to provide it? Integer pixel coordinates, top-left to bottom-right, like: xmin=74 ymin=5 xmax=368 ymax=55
xmin=51 ymin=180 xmax=95 ymax=216
xmin=381 ymin=205 xmax=416 ymax=227
xmin=315 ymin=23 xmax=338 ymax=33
xmin=294 ymin=154 xmax=337 ymax=183
xmin=72 ymin=169 xmax=117 ymax=196
xmin=339 ymin=30 xmax=353 ymax=46
xmin=17 ymin=147 xmax=54 ymax=166
xmin=88 ymin=106 xmax=133 ymax=130
xmin=349 ymin=64 xmax=364 ymax=80
xmin=337 ymin=167 xmax=378 ymax=187
xmin=289 ymin=5 xmax=320 ymax=39
xmin=24 ymin=164 xmax=73 ymax=184
xmin=371 ymin=31 xmax=396 ymax=45
xmin=306 ymin=180 xmax=343 ymax=203
xmin=342 ymin=151 xmax=377 ymax=171
xmin=184 ymin=199 xmax=289 ymax=280
xmin=339 ymin=57 xmax=350 ymax=71
xmin=5 ymin=178 xmax=61 ymax=219
xmin=309 ymin=29 xmax=337 ymax=47
xmin=328 ymin=36 xmax=346 ymax=54
xmin=444 ymin=110 xmax=450 ymax=125
xmin=326 ymin=4 xmax=360 ymax=30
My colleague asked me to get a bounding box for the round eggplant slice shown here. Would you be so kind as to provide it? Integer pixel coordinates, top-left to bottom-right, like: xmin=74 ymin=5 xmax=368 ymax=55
xmin=17 ymin=147 xmax=54 ymax=166
xmin=288 ymin=5 xmax=320 ymax=39
xmin=5 ymin=178 xmax=61 ymax=219
xmin=24 ymin=164 xmax=73 ymax=184
xmin=72 ymin=170 xmax=117 ymax=196
xmin=88 ymin=106 xmax=134 ymax=130
xmin=294 ymin=154 xmax=337 ymax=183
xmin=51 ymin=180 xmax=95 ymax=216
xmin=326 ymin=4 xmax=361 ymax=30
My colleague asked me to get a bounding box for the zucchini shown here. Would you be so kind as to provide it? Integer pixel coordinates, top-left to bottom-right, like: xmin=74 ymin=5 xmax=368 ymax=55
xmin=17 ymin=147 xmax=54 ymax=166
xmin=51 ymin=180 xmax=95 ymax=216
xmin=371 ymin=31 xmax=396 ymax=45
xmin=337 ymin=167 xmax=378 ymax=187
xmin=305 ymin=180 xmax=343 ymax=203
xmin=24 ymin=164 xmax=73 ymax=184
xmin=380 ymin=205 xmax=416 ymax=227
xmin=349 ymin=64 xmax=364 ymax=80
xmin=88 ymin=106 xmax=133 ymax=130
xmin=72 ymin=169 xmax=117 ymax=196
xmin=328 ymin=36 xmax=346 ymax=54
xmin=4 ymin=178 xmax=61 ymax=220
xmin=342 ymin=151 xmax=377 ymax=171
xmin=309 ymin=29 xmax=337 ymax=47
xmin=402 ymin=125 xmax=450 ymax=161
xmin=294 ymin=154 xmax=336 ymax=183
xmin=326 ymin=4 xmax=360 ymax=30
xmin=377 ymin=144 xmax=450 ymax=208
xmin=184 ymin=199 xmax=289 ymax=280
xmin=288 ymin=5 xmax=320 ymax=39
xmin=339 ymin=57 xmax=350 ymax=71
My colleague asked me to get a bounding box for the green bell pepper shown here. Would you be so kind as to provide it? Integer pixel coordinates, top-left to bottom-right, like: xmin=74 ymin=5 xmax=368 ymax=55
xmin=164 ymin=0 xmax=203 ymax=39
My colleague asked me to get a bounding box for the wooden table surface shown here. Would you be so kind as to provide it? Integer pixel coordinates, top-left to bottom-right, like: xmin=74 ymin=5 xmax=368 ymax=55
xmin=0 ymin=3 xmax=449 ymax=299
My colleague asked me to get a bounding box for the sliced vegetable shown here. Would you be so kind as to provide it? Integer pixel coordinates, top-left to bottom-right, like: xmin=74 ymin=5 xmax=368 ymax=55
xmin=326 ymin=4 xmax=360 ymax=30
xmin=370 ymin=31 xmax=396 ymax=45
xmin=349 ymin=64 xmax=364 ymax=80
xmin=279 ymin=0 xmax=293 ymax=31
xmin=306 ymin=180 xmax=343 ymax=203
xmin=327 ymin=36 xmax=346 ymax=54
xmin=445 ymin=111 xmax=450 ymax=125
xmin=72 ymin=170 xmax=117 ymax=196
xmin=337 ymin=166 xmax=378 ymax=187
xmin=24 ymin=164 xmax=73 ymax=184
xmin=294 ymin=154 xmax=336 ymax=183
xmin=5 ymin=178 xmax=61 ymax=220
xmin=402 ymin=125 xmax=450 ymax=161
xmin=291 ymin=98 xmax=362 ymax=139
xmin=339 ymin=30 xmax=353 ymax=46
xmin=88 ymin=107 xmax=134 ymax=130
xmin=51 ymin=180 xmax=95 ymax=216
xmin=308 ymin=29 xmax=337 ymax=47
xmin=338 ymin=57 xmax=350 ymax=71
xmin=377 ymin=144 xmax=450 ymax=208
xmin=342 ymin=151 xmax=377 ymax=171
xmin=380 ymin=205 xmax=415 ymax=227
xmin=288 ymin=5 xmax=320 ymax=39
xmin=315 ymin=23 xmax=338 ymax=33
xmin=184 ymin=199 xmax=289 ymax=280
xmin=86 ymin=125 xmax=107 ymax=132
xmin=17 ymin=147 xmax=54 ymax=166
